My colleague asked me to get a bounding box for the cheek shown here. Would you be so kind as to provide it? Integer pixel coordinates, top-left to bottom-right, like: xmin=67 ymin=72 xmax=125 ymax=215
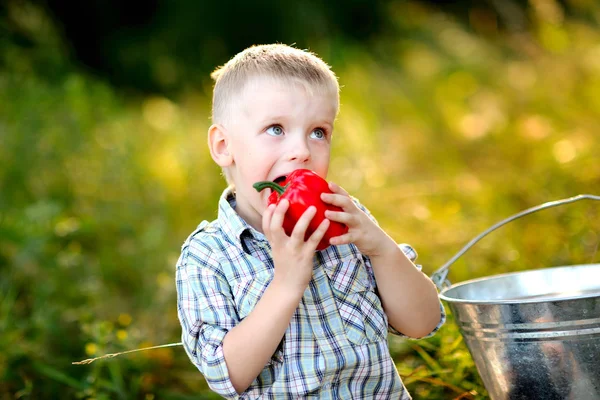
xmin=240 ymin=141 xmax=267 ymax=163
xmin=312 ymin=144 xmax=330 ymax=166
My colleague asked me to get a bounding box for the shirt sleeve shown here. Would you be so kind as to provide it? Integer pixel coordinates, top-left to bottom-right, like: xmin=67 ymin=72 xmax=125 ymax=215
xmin=176 ymin=234 xmax=240 ymax=399
xmin=351 ymin=197 xmax=446 ymax=339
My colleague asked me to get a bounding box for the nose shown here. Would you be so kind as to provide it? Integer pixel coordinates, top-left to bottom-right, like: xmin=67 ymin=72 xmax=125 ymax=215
xmin=287 ymin=136 xmax=311 ymax=163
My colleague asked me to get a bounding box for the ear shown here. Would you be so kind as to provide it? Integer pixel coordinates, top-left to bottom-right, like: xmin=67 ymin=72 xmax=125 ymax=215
xmin=208 ymin=124 xmax=233 ymax=167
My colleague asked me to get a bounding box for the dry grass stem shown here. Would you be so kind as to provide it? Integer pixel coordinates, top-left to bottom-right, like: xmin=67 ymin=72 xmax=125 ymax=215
xmin=72 ymin=342 xmax=183 ymax=365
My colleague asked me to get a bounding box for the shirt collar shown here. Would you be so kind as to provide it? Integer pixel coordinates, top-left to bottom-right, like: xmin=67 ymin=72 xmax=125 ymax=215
xmin=217 ymin=186 xmax=267 ymax=246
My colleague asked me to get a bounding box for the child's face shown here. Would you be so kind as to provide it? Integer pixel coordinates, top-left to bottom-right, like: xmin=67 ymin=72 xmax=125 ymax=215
xmin=225 ymin=75 xmax=337 ymax=232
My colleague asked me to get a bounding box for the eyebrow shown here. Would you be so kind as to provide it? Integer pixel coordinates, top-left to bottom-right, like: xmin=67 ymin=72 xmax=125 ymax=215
xmin=259 ymin=114 xmax=334 ymax=124
xmin=260 ymin=115 xmax=287 ymax=123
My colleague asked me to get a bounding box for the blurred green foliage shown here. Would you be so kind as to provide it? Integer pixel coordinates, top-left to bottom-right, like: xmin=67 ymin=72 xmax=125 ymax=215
xmin=1 ymin=0 xmax=599 ymax=399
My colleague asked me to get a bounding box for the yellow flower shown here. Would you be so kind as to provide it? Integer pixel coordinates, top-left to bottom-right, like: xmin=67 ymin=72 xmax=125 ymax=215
xmin=85 ymin=343 xmax=97 ymax=356
xmin=117 ymin=330 xmax=128 ymax=341
xmin=118 ymin=313 xmax=132 ymax=327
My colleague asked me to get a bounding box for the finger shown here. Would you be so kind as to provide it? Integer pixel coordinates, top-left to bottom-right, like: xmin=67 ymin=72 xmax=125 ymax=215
xmin=270 ymin=199 xmax=289 ymax=232
xmin=262 ymin=204 xmax=276 ymax=233
xmin=324 ymin=210 xmax=354 ymax=225
xmin=290 ymin=206 xmax=317 ymax=241
xmin=320 ymin=192 xmax=353 ymax=209
xmin=329 ymin=232 xmax=353 ymax=246
xmin=307 ymin=218 xmax=330 ymax=247
xmin=328 ymin=182 xmax=350 ymax=196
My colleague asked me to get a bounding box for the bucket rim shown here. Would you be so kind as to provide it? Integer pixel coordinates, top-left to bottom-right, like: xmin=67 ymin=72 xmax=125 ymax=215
xmin=438 ymin=263 xmax=600 ymax=305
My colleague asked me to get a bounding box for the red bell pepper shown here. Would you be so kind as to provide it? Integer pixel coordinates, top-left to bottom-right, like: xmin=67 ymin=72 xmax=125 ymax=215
xmin=253 ymin=169 xmax=348 ymax=251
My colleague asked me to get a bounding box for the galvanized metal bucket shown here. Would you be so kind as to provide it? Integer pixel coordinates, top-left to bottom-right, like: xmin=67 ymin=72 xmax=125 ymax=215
xmin=430 ymin=195 xmax=600 ymax=400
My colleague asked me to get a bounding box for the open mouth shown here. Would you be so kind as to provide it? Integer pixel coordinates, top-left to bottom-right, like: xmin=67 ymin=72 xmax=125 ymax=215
xmin=274 ymin=175 xmax=287 ymax=184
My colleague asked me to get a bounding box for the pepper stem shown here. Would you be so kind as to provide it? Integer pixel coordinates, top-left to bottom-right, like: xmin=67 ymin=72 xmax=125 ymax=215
xmin=253 ymin=181 xmax=287 ymax=195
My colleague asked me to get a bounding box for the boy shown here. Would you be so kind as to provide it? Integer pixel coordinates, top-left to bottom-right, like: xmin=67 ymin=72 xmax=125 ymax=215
xmin=176 ymin=44 xmax=445 ymax=399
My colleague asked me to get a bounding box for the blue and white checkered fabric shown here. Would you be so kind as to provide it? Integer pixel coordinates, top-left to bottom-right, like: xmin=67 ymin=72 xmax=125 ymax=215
xmin=176 ymin=188 xmax=445 ymax=399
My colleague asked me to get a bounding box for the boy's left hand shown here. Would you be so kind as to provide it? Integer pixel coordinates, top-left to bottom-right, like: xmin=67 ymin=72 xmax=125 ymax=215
xmin=321 ymin=182 xmax=389 ymax=257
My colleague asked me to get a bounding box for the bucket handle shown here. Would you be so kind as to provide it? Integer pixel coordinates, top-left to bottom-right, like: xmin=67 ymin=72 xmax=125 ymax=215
xmin=430 ymin=194 xmax=600 ymax=290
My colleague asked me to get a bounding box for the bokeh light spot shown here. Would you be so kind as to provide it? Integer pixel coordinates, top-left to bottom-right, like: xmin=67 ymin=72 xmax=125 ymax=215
xmin=143 ymin=97 xmax=179 ymax=130
xmin=553 ymin=139 xmax=577 ymax=163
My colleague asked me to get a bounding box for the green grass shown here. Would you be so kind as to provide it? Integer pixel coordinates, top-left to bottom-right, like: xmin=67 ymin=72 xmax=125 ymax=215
xmin=2 ymin=1 xmax=600 ymax=398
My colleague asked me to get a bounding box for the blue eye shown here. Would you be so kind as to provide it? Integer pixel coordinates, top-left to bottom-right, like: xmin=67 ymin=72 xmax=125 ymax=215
xmin=311 ymin=128 xmax=326 ymax=139
xmin=266 ymin=125 xmax=284 ymax=136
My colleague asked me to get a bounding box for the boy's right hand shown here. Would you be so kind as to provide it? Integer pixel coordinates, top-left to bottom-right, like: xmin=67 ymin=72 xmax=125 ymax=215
xmin=262 ymin=199 xmax=330 ymax=294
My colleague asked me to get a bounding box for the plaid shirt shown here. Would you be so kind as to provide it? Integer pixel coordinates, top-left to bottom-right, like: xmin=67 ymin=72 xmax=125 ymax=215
xmin=176 ymin=188 xmax=445 ymax=399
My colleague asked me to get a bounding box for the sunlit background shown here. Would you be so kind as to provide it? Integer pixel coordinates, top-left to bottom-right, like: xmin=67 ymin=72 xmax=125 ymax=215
xmin=1 ymin=0 xmax=599 ymax=398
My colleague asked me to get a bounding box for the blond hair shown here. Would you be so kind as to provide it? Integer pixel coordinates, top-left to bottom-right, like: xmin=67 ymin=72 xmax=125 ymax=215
xmin=210 ymin=44 xmax=340 ymax=125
